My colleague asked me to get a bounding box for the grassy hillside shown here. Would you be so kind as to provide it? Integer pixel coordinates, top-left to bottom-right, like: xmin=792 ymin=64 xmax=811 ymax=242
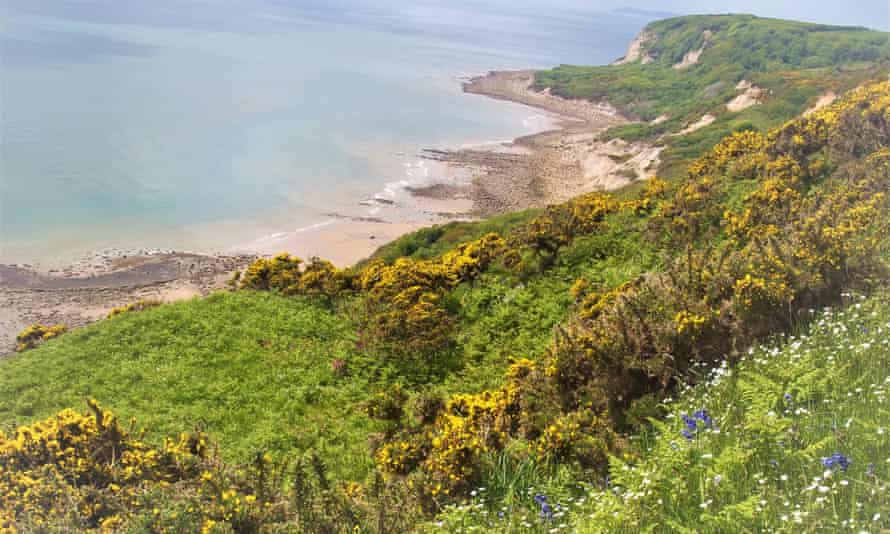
xmin=0 ymin=223 xmax=659 ymax=472
xmin=3 ymin=15 xmax=890 ymax=534
xmin=430 ymin=294 xmax=890 ymax=532
xmin=535 ymin=15 xmax=890 ymax=176
xmin=0 ymin=291 xmax=387 ymax=480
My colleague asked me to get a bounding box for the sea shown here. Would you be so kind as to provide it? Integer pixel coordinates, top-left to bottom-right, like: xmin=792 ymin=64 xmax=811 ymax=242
xmin=1 ymin=0 xmax=650 ymax=265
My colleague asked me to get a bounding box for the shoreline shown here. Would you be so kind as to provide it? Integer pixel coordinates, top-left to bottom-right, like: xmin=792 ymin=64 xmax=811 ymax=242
xmin=425 ymin=70 xmax=660 ymax=214
xmin=0 ymin=69 xmax=661 ymax=354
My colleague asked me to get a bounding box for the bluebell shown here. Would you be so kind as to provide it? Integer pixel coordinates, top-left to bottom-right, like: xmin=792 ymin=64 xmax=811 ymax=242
xmin=540 ymin=502 xmax=554 ymax=521
xmin=822 ymin=452 xmax=851 ymax=472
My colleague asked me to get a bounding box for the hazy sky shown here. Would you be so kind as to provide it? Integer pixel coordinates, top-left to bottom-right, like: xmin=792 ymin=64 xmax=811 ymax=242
xmin=6 ymin=0 xmax=890 ymax=32
xmin=614 ymin=0 xmax=890 ymax=31
xmin=357 ymin=0 xmax=890 ymax=32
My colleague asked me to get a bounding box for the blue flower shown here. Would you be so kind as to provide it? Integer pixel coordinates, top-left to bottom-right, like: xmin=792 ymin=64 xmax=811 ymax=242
xmin=821 ymin=452 xmax=851 ymax=471
xmin=534 ymin=494 xmax=547 ymax=505
xmin=784 ymin=392 xmax=793 ymax=404
xmin=681 ymin=408 xmax=712 ymax=438
xmin=693 ymin=408 xmax=712 ymax=429
xmin=540 ymin=502 xmax=554 ymax=521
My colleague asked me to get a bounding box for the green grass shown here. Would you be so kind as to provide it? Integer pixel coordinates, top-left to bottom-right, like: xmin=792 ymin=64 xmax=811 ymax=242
xmin=427 ymin=294 xmax=890 ymax=532
xmin=0 ymin=291 xmax=389 ymax=481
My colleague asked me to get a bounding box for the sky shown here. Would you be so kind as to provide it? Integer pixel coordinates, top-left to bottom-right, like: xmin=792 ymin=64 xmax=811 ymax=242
xmin=615 ymin=0 xmax=890 ymax=30
xmin=358 ymin=0 xmax=890 ymax=31
xmin=6 ymin=1 xmax=890 ymax=31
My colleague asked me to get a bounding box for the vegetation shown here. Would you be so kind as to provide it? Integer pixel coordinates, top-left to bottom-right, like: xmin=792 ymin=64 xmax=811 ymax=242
xmin=367 ymin=80 xmax=890 ymax=504
xmin=0 ymin=292 xmax=385 ymax=480
xmin=535 ymin=15 xmax=890 ymax=176
xmin=429 ymin=294 xmax=890 ymax=532
xmin=6 ymin=296 xmax=890 ymax=531
xmin=2 ymin=15 xmax=890 ymax=533
xmin=107 ymin=299 xmax=163 ymax=319
xmin=14 ymin=323 xmax=67 ymax=352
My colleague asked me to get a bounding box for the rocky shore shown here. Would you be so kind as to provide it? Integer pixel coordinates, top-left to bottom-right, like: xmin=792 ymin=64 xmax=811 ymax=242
xmin=411 ymin=70 xmax=661 ymax=215
xmin=0 ymin=252 xmax=255 ymax=354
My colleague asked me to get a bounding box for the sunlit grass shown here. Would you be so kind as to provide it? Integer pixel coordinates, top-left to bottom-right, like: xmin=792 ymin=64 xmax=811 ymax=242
xmin=0 ymin=291 xmax=387 ymax=481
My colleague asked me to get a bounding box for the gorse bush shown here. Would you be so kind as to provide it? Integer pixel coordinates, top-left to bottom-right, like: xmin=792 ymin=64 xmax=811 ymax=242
xmin=107 ymin=299 xmax=162 ymax=319
xmin=366 ymin=80 xmax=890 ymax=498
xmin=427 ymin=295 xmax=890 ymax=532
xmin=504 ymin=192 xmax=655 ymax=273
xmin=237 ymin=254 xmax=357 ymax=298
xmin=0 ymin=400 xmax=208 ymax=532
xmin=0 ymin=402 xmax=422 ymax=533
xmin=14 ymin=323 xmax=67 ymax=352
xmin=237 ymin=233 xmax=506 ymax=361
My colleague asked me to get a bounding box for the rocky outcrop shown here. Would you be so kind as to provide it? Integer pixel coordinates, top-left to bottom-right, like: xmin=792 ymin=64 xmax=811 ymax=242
xmin=726 ymin=80 xmax=767 ymax=112
xmin=613 ymin=30 xmax=655 ymax=65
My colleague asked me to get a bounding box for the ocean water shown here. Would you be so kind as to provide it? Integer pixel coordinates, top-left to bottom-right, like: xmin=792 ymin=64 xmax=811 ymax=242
xmin=1 ymin=1 xmax=648 ymax=264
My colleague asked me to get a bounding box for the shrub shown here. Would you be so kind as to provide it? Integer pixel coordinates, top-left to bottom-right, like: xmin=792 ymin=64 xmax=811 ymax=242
xmin=375 ymin=81 xmax=890 ymax=501
xmin=107 ymin=299 xmax=162 ymax=319
xmin=14 ymin=323 xmax=67 ymax=352
xmin=238 ymin=253 xmax=304 ymax=291
xmin=363 ymin=384 xmax=409 ymax=423
xmin=0 ymin=402 xmax=421 ymax=533
xmin=0 ymin=400 xmax=207 ymax=531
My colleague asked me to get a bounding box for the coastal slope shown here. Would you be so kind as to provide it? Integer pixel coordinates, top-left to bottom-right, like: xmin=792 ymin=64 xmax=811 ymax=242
xmin=428 ymin=14 xmax=890 ymax=220
xmin=534 ymin=14 xmax=890 ymax=175
xmin=2 ymin=14 xmax=890 ymax=533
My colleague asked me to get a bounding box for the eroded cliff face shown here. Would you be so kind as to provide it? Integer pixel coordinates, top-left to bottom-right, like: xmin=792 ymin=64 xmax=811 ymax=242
xmin=612 ymin=29 xmax=656 ymax=65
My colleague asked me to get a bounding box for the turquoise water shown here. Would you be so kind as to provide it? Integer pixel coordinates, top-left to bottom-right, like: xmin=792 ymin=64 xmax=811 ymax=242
xmin=1 ymin=1 xmax=646 ymax=263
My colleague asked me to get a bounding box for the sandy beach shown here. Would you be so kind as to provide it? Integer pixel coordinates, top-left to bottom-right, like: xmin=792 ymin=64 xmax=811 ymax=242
xmin=0 ymin=69 xmax=660 ymax=354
